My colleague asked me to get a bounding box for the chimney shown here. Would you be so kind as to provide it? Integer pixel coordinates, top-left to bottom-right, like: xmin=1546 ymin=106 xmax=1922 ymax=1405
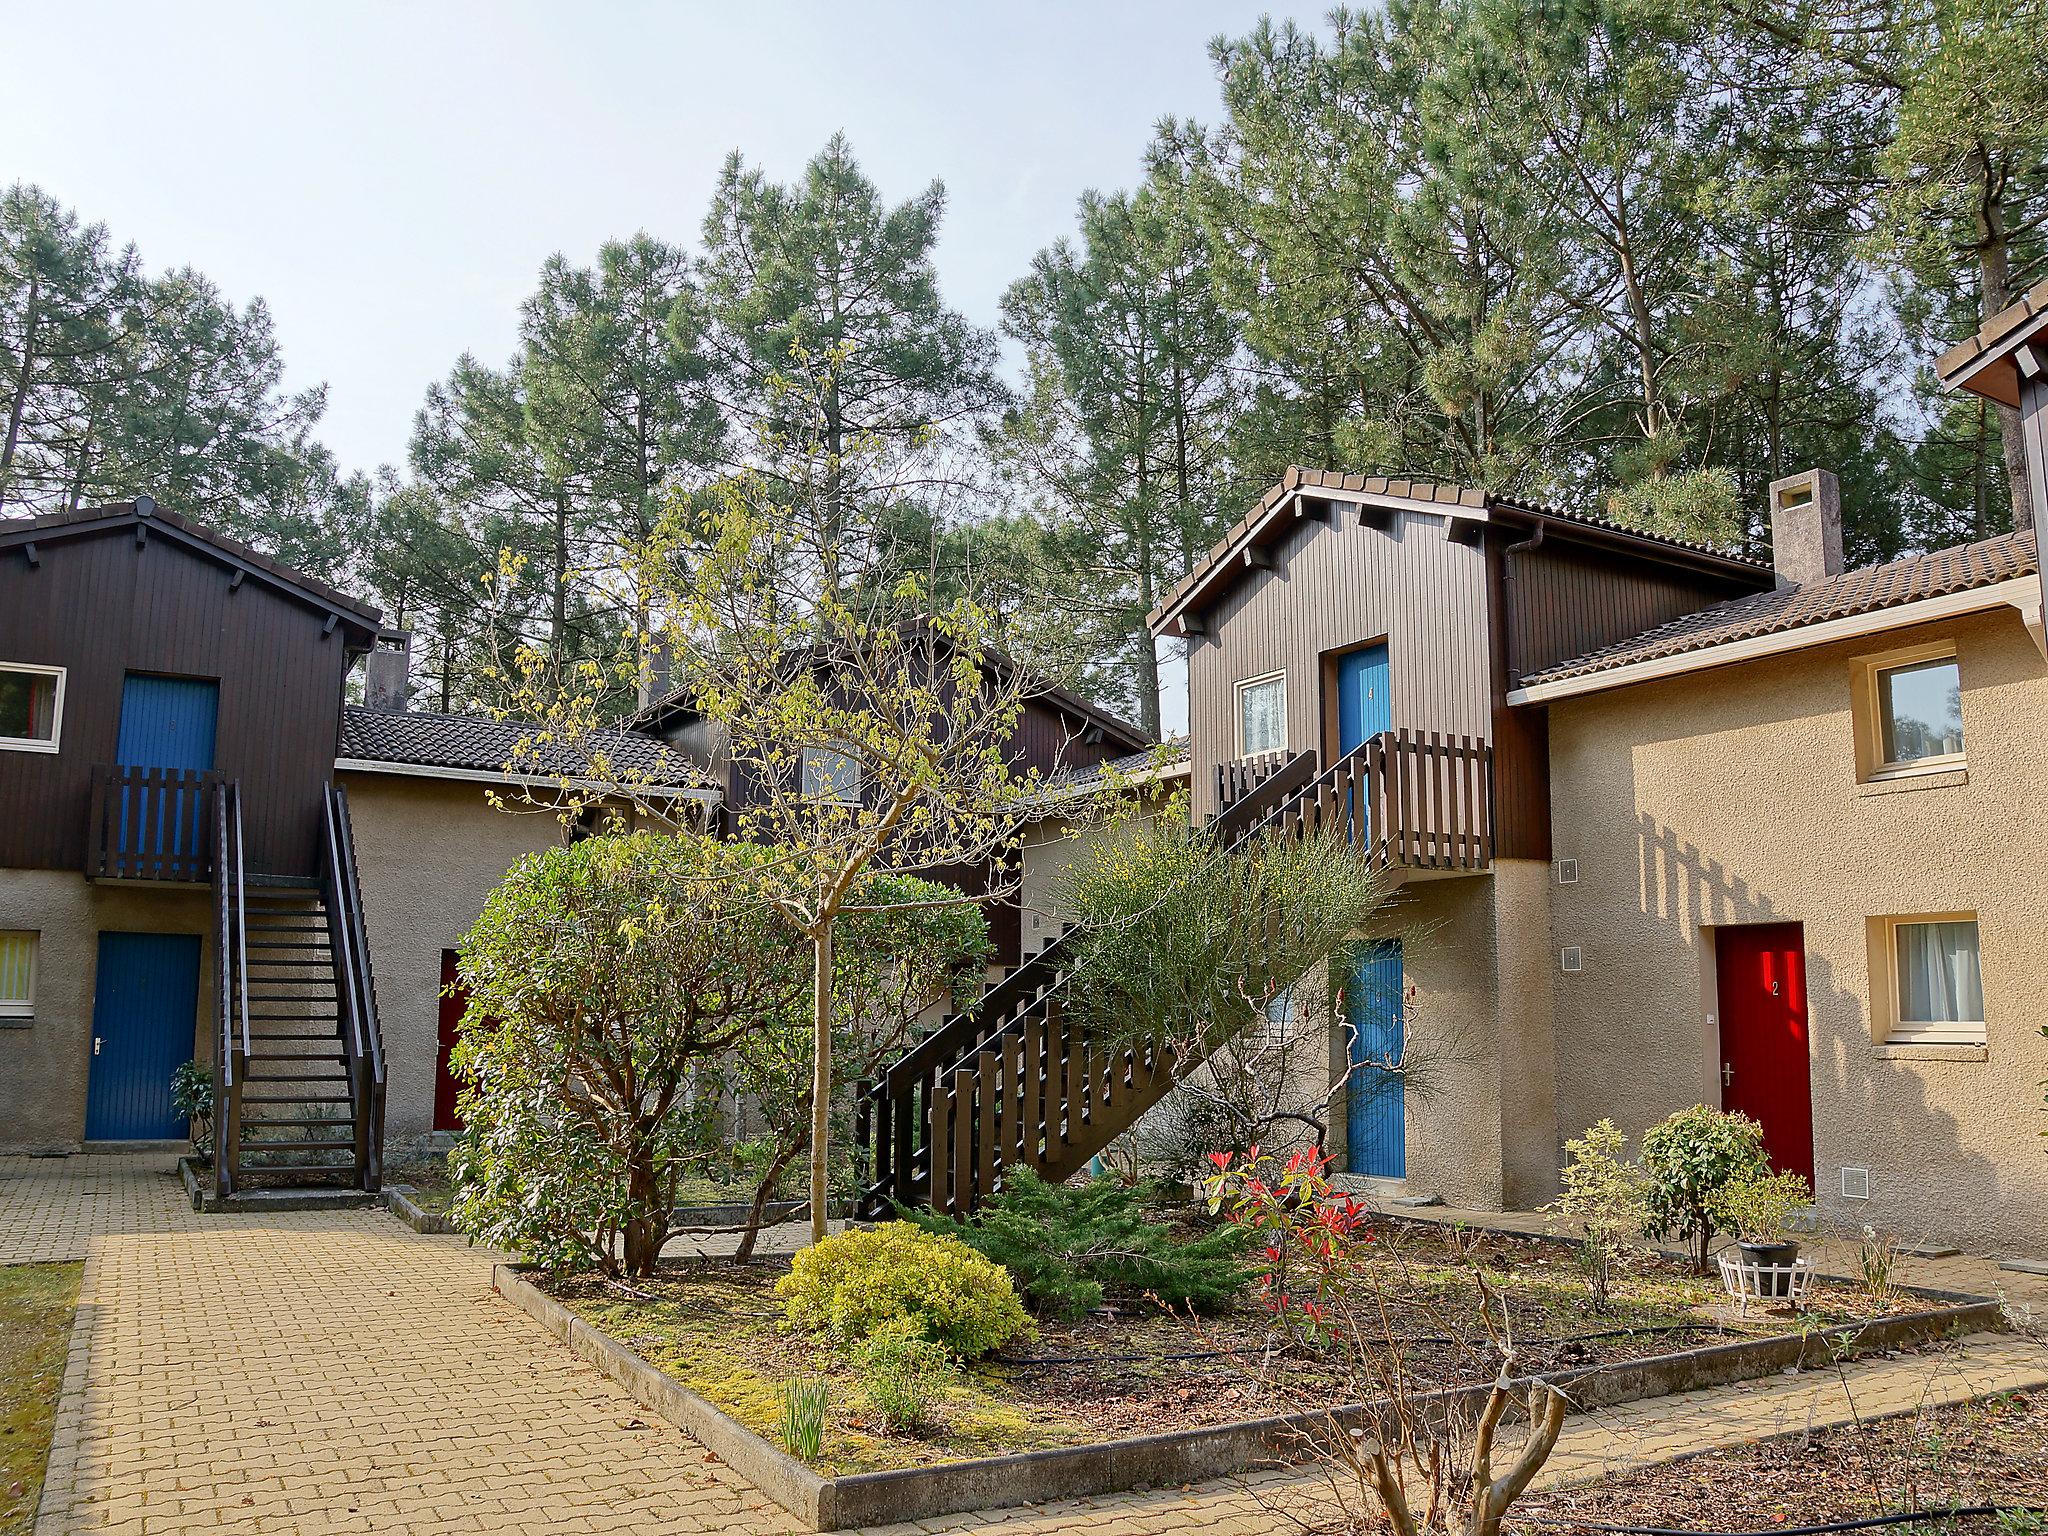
xmin=364 ymin=630 xmax=412 ymax=713
xmin=638 ymin=635 xmax=674 ymax=713
xmin=1767 ymin=469 xmax=1844 ymax=589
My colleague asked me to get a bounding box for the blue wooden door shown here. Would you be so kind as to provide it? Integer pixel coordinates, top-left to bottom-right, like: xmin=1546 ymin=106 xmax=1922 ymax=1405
xmin=85 ymin=932 xmax=202 ymax=1140
xmin=115 ymin=675 xmax=218 ymax=870
xmin=1345 ymin=939 xmax=1406 ymax=1178
xmin=1336 ymin=644 xmax=1391 ymax=756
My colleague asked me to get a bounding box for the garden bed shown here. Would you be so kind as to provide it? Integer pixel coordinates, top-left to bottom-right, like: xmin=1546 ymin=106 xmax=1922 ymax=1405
xmin=496 ymin=1222 xmax=1999 ymax=1530
xmin=1521 ymin=1381 xmax=2048 ymax=1531
xmin=1 ymin=1261 xmax=81 ymax=1536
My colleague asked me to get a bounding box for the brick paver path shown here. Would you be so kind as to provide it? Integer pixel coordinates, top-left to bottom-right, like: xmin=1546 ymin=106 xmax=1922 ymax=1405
xmin=8 ymin=1154 xmax=2048 ymax=1536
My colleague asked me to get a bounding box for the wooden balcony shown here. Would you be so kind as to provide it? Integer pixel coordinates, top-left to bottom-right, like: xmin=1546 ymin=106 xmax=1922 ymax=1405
xmin=87 ymin=764 xmax=223 ymax=884
xmin=1240 ymin=729 xmax=1493 ymax=872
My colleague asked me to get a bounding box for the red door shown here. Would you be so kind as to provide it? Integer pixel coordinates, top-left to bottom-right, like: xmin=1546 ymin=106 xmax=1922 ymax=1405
xmin=434 ymin=949 xmax=467 ymax=1133
xmin=1714 ymin=923 xmax=1815 ymax=1183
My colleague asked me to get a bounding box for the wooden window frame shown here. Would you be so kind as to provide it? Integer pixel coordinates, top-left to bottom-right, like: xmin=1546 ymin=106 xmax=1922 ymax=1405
xmin=1850 ymin=640 xmax=1963 ymax=782
xmin=799 ymin=743 xmax=863 ymax=805
xmin=1234 ymin=670 xmax=1287 ymax=759
xmin=0 ymin=930 xmax=37 ymax=1022
xmin=1865 ymin=911 xmax=1985 ymax=1047
xmin=0 ymin=662 xmax=65 ymax=755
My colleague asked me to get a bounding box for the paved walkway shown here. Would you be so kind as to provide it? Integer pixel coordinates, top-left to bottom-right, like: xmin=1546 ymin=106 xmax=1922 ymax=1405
xmin=5 ymin=1155 xmax=2047 ymax=1536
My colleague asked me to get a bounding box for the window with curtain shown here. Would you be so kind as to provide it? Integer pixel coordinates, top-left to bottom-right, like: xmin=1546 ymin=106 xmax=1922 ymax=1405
xmin=0 ymin=931 xmax=36 ymax=1020
xmin=1238 ymin=674 xmax=1284 ymax=757
xmin=1891 ymin=917 xmax=1984 ymax=1043
xmin=1876 ymin=657 xmax=1963 ymax=769
xmin=0 ymin=664 xmax=63 ymax=751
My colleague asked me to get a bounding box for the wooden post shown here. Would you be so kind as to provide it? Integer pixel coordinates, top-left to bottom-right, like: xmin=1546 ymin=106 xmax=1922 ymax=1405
xmin=951 ymin=1067 xmax=976 ymax=1214
xmin=1021 ymin=1009 xmax=1043 ymax=1173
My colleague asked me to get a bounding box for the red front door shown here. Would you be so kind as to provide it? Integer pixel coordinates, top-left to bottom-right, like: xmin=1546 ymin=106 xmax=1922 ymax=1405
xmin=434 ymin=949 xmax=467 ymax=1133
xmin=1714 ymin=922 xmax=1815 ymax=1184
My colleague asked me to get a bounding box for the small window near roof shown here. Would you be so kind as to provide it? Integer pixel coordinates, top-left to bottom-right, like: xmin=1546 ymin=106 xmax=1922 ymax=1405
xmin=1237 ymin=673 xmax=1285 ymax=757
xmin=801 ymin=745 xmax=862 ymax=804
xmin=0 ymin=932 xmax=36 ymax=1021
xmin=1875 ymin=914 xmax=1984 ymax=1046
xmin=0 ymin=664 xmax=63 ymax=753
xmin=1877 ymin=657 xmax=1963 ymax=768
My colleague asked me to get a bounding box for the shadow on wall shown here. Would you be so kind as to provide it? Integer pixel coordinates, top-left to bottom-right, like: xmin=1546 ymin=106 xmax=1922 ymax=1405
xmin=1633 ymin=812 xmax=2000 ymax=1247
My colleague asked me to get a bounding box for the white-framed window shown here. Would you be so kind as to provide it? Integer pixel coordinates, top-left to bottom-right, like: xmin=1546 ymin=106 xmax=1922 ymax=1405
xmin=0 ymin=663 xmax=64 ymax=754
xmin=1853 ymin=642 xmax=1962 ymax=779
xmin=1873 ymin=913 xmax=1984 ymax=1046
xmin=0 ymin=931 xmax=37 ymax=1021
xmin=800 ymin=744 xmax=863 ymax=804
xmin=1236 ymin=671 xmax=1286 ymax=758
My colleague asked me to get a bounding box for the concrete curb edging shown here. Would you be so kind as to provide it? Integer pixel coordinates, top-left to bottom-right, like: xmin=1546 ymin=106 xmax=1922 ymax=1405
xmin=383 ymin=1186 xmax=459 ymax=1234
xmin=492 ymin=1262 xmax=1999 ymax=1532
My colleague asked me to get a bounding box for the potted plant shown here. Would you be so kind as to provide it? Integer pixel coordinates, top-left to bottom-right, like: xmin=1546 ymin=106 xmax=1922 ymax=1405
xmin=1712 ymin=1170 xmax=1812 ymax=1299
xmin=170 ymin=1059 xmax=215 ymax=1161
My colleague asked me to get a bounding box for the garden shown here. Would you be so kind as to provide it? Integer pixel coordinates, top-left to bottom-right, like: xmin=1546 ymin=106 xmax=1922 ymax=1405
xmin=0 ymin=1260 xmax=79 ymax=1536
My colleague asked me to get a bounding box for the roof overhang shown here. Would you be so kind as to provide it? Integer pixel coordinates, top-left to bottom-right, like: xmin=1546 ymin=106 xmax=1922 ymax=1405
xmin=334 ymin=757 xmax=721 ymax=801
xmin=1507 ymin=578 xmax=2042 ymax=706
xmin=1936 ymin=276 xmax=2048 ymax=409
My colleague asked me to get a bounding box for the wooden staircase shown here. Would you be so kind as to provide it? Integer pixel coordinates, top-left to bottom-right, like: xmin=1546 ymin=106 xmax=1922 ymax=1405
xmin=856 ymin=728 xmax=1493 ymax=1219
xmin=212 ymin=784 xmax=386 ymax=1202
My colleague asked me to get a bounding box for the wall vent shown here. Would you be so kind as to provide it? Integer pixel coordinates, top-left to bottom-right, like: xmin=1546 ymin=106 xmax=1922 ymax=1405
xmin=1555 ymin=858 xmax=1579 ymax=884
xmin=1841 ymin=1166 xmax=1871 ymax=1201
xmin=1560 ymin=946 xmax=1582 ymax=974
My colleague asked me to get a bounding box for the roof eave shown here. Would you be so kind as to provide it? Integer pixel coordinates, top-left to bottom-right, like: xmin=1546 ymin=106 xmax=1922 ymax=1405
xmin=1936 ymin=276 xmax=2048 ymax=410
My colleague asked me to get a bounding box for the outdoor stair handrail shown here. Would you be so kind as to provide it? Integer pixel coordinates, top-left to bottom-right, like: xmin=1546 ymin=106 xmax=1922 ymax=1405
xmin=321 ymin=782 xmax=387 ymax=1192
xmin=211 ymin=780 xmax=250 ymax=1200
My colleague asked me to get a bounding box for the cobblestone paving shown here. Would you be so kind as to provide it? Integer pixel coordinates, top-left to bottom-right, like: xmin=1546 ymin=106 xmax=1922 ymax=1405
xmin=6 ymin=1155 xmax=2046 ymax=1536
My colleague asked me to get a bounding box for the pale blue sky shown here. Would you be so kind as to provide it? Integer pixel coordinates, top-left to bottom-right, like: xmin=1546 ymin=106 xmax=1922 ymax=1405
xmin=3 ymin=2 xmax=1308 ymax=482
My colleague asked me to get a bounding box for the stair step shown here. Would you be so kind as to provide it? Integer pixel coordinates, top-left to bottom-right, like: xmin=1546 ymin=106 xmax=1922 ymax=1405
xmin=245 ymin=957 xmax=336 ymax=968
xmin=245 ymin=940 xmax=332 ymax=951
xmin=239 ymin=1138 xmax=357 ymax=1152
xmin=241 ymin=1092 xmax=352 ymax=1104
xmin=244 ymin=1033 xmax=342 ymax=1043
xmin=242 ymin=1116 xmax=355 ymax=1128
xmin=247 ymin=1012 xmax=338 ymax=1021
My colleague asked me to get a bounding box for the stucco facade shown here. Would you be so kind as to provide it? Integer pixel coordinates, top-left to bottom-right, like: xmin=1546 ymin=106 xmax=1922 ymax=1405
xmin=338 ymin=771 xmax=565 ymax=1145
xmin=0 ymin=870 xmax=215 ymax=1150
xmin=1546 ymin=607 xmax=2048 ymax=1253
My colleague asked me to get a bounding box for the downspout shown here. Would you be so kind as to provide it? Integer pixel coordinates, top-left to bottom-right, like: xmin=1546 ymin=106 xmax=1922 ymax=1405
xmin=1500 ymin=519 xmax=1545 ymax=691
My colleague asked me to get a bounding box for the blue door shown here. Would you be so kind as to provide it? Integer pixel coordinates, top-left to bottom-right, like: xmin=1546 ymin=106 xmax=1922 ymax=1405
xmin=1344 ymin=939 xmax=1405 ymax=1179
xmin=85 ymin=932 xmax=202 ymax=1140
xmin=1336 ymin=644 xmax=1391 ymax=755
xmin=115 ymin=675 xmax=218 ymax=871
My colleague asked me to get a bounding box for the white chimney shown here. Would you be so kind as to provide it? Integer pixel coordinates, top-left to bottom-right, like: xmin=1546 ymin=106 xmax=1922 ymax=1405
xmin=364 ymin=631 xmax=412 ymax=713
xmin=1768 ymin=469 xmax=1844 ymax=589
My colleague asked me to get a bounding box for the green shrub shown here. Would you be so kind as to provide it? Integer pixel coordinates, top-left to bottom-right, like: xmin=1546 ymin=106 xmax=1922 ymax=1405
xmin=170 ymin=1059 xmax=215 ymax=1155
xmin=850 ymin=1317 xmax=953 ymax=1434
xmin=1711 ymin=1170 xmax=1812 ymax=1243
xmin=1543 ymin=1119 xmax=1649 ymax=1313
xmin=904 ymin=1170 xmax=1257 ymax=1321
xmin=1640 ymin=1105 xmax=1771 ymax=1272
xmin=775 ymin=1223 xmax=1031 ymax=1358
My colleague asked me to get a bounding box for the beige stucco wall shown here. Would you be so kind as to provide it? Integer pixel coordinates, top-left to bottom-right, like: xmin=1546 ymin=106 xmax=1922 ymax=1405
xmin=0 ymin=869 xmax=215 ymax=1149
xmin=339 ymin=771 xmax=566 ymax=1145
xmin=1548 ymin=607 xmax=2048 ymax=1254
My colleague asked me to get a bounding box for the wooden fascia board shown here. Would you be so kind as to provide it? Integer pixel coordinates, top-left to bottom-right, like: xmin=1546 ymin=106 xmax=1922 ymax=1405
xmin=1506 ymin=578 xmax=2041 ymax=704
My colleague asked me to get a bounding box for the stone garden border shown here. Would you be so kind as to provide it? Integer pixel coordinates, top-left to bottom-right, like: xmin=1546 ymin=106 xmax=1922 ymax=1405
xmin=491 ymin=1261 xmax=1999 ymax=1532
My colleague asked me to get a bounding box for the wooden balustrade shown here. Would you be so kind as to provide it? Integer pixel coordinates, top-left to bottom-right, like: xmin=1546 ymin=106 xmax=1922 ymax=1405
xmin=1215 ymin=750 xmax=1292 ymax=812
xmin=1241 ymin=730 xmax=1492 ymax=871
xmin=87 ymin=764 xmax=221 ymax=882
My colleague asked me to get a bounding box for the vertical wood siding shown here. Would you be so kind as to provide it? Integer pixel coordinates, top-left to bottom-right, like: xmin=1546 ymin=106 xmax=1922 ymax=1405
xmin=1506 ymin=539 xmax=1761 ymax=684
xmin=1186 ymin=509 xmax=1492 ymax=820
xmin=0 ymin=528 xmax=354 ymax=876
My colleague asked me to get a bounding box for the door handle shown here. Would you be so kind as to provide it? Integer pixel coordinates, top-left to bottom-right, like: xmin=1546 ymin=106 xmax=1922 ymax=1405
xmin=1721 ymin=1061 xmax=1733 ymax=1088
xmin=94 ymin=1036 xmax=103 ymax=1056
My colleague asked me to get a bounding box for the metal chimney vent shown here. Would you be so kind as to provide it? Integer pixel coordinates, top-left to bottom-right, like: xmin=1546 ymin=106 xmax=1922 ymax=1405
xmin=1560 ymin=946 xmax=1582 ymax=974
xmin=1841 ymin=1166 xmax=1871 ymax=1200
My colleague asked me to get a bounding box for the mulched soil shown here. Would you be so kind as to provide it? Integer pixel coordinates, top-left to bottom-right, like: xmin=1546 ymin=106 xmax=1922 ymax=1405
xmin=542 ymin=1222 xmax=1942 ymax=1476
xmin=1517 ymin=1385 xmax=2048 ymax=1533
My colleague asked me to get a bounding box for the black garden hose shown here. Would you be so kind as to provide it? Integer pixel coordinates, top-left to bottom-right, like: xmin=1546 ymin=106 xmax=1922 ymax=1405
xmin=1508 ymin=1506 xmax=2048 ymax=1535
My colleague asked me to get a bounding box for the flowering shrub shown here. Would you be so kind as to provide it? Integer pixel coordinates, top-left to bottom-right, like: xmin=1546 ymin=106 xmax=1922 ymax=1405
xmin=1201 ymin=1145 xmax=1372 ymax=1346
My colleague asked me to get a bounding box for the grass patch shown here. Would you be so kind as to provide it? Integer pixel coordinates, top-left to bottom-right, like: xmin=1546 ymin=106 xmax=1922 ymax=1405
xmin=1 ymin=1262 xmax=81 ymax=1536
xmin=541 ymin=1222 xmax=1922 ymax=1477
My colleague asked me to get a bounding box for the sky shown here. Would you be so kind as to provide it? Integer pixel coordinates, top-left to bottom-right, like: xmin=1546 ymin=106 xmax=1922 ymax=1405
xmin=2 ymin=1 xmax=1305 ymax=481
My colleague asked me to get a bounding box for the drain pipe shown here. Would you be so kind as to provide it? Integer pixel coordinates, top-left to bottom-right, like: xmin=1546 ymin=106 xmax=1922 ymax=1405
xmin=1500 ymin=517 xmax=1545 ymax=690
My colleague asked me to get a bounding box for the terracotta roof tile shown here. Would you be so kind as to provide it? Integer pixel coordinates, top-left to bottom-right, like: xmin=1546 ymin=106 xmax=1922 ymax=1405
xmin=1522 ymin=529 xmax=2037 ymax=686
xmin=339 ymin=706 xmax=711 ymax=787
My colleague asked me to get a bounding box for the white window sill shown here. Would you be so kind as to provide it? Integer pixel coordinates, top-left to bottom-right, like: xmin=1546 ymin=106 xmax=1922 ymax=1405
xmin=1872 ymin=1041 xmax=1987 ymax=1061
xmin=1859 ymin=765 xmax=1967 ymax=796
xmin=0 ymin=738 xmax=60 ymax=755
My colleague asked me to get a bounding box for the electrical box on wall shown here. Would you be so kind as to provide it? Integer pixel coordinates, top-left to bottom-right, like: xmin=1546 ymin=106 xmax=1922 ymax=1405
xmin=1560 ymin=945 xmax=1582 ymax=973
xmin=1842 ymin=1167 xmax=1871 ymax=1200
xmin=1555 ymin=858 xmax=1579 ymax=884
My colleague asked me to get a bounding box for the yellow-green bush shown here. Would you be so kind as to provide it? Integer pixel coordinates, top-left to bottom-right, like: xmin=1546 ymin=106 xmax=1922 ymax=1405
xmin=776 ymin=1223 xmax=1031 ymax=1358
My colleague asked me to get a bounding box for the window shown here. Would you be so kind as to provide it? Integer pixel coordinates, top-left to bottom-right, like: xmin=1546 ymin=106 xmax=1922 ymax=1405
xmin=0 ymin=932 xmax=36 ymax=1022
xmin=800 ymin=744 xmax=862 ymax=804
xmin=0 ymin=664 xmax=63 ymax=753
xmin=1237 ymin=672 xmax=1285 ymax=757
xmin=1853 ymin=643 xmax=1962 ymax=779
xmin=1874 ymin=914 xmax=1984 ymax=1045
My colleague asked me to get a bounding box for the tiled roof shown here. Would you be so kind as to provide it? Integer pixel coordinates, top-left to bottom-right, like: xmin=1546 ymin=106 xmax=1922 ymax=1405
xmin=0 ymin=498 xmax=383 ymax=628
xmin=1019 ymin=737 xmax=1191 ymax=815
xmin=1935 ymin=276 xmax=2048 ymax=407
xmin=338 ymin=706 xmax=711 ymax=788
xmin=1521 ymin=529 xmax=2038 ymax=686
xmin=1148 ymin=466 xmax=1767 ymax=634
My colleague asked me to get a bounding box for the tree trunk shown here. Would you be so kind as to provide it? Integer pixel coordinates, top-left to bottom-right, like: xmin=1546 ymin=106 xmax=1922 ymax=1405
xmin=621 ymin=1142 xmax=668 ymax=1278
xmin=809 ymin=920 xmax=834 ymax=1245
xmin=1970 ymin=144 xmax=2032 ymax=533
xmin=734 ymin=1134 xmax=806 ymax=1263
xmin=0 ymin=268 xmax=41 ymax=506
xmin=551 ymin=489 xmax=571 ymax=669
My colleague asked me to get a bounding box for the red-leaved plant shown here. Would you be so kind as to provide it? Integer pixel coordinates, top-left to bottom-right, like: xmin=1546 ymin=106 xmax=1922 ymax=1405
xmin=1201 ymin=1145 xmax=1372 ymax=1348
